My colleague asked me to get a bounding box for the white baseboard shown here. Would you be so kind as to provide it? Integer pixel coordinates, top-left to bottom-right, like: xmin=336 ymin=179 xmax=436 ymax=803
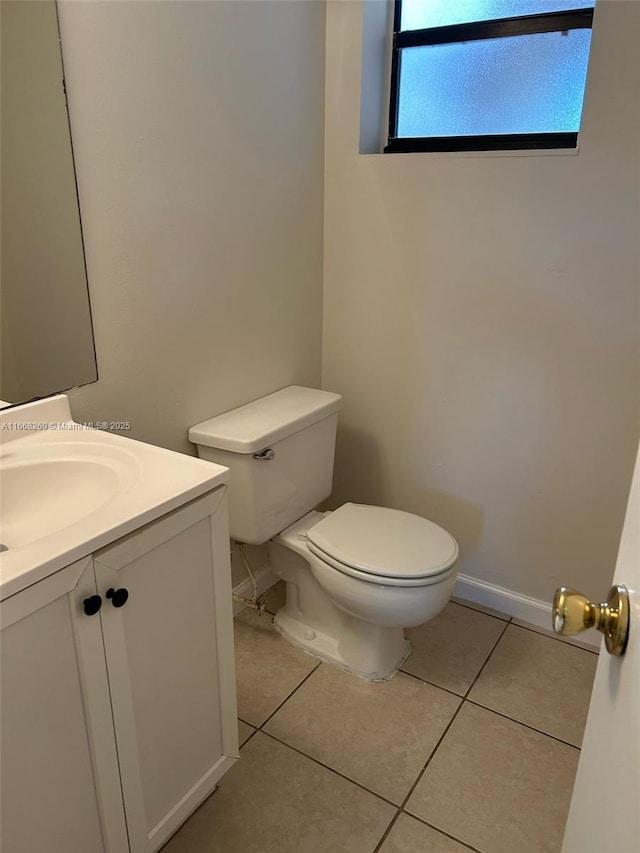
xmin=232 ymin=563 xmax=279 ymax=616
xmin=454 ymin=572 xmax=600 ymax=650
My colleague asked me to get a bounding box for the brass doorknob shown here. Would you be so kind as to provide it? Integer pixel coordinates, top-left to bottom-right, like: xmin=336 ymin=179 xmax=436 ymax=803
xmin=552 ymin=585 xmax=630 ymax=655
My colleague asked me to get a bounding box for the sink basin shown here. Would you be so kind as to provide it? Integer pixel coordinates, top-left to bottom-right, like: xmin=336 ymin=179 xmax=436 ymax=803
xmin=0 ymin=394 xmax=229 ymax=601
xmin=0 ymin=443 xmax=138 ymax=550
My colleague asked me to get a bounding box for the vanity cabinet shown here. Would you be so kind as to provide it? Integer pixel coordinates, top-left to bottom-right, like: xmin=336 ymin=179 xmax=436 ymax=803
xmin=1 ymin=556 xmax=110 ymax=853
xmin=1 ymin=487 xmax=238 ymax=853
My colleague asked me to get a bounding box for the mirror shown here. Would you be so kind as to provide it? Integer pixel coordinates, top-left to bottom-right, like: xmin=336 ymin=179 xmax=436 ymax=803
xmin=1 ymin=0 xmax=97 ymax=407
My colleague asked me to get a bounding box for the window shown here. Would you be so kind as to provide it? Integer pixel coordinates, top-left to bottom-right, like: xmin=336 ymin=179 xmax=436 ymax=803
xmin=386 ymin=0 xmax=595 ymax=153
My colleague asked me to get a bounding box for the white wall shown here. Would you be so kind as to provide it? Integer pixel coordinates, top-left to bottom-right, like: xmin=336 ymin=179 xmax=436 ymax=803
xmin=58 ymin=0 xmax=326 ymax=456
xmin=323 ymin=0 xmax=640 ymax=604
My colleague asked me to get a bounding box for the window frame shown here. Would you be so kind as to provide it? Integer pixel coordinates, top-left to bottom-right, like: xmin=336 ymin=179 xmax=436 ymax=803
xmin=385 ymin=3 xmax=595 ymax=154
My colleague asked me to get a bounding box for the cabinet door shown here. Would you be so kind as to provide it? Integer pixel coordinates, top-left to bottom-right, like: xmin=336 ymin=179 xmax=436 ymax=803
xmin=0 ymin=557 xmax=127 ymax=853
xmin=94 ymin=489 xmax=239 ymax=853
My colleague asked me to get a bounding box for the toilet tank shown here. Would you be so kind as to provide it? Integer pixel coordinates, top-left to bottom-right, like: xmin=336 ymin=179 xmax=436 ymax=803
xmin=188 ymin=386 xmax=342 ymax=544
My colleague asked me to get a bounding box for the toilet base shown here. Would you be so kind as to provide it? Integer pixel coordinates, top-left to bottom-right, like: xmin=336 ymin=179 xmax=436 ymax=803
xmin=272 ymin=607 xmax=411 ymax=682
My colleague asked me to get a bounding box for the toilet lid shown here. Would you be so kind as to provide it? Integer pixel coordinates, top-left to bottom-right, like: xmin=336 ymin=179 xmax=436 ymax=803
xmin=306 ymin=503 xmax=458 ymax=581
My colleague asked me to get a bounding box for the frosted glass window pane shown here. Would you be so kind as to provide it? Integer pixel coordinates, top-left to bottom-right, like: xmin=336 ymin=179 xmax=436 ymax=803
xmin=401 ymin=0 xmax=595 ymax=32
xmin=396 ymin=29 xmax=592 ymax=137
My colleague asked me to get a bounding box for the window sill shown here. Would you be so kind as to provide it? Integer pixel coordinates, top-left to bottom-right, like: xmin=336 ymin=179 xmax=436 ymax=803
xmin=359 ymin=145 xmax=581 ymax=159
xmin=384 ymin=132 xmax=578 ymax=154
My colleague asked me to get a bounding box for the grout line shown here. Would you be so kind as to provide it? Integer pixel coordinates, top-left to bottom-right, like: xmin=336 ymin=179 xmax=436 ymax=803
xmin=257 ymin=615 xmax=512 ymax=816
xmin=390 ymin=619 xmax=579 ymax=853
xmin=257 ymin=661 xmax=323 ymax=730
xmin=398 ymin=668 xmax=466 ymax=699
xmin=263 ymin=727 xmax=481 ymax=853
xmin=400 ymin=615 xmax=513 ymax=700
xmin=235 ymin=609 xmax=579 ymax=853
xmin=238 ymin=728 xmax=258 ymax=749
xmin=401 ymin=813 xmax=484 ymax=853
xmin=240 ymin=616 xmax=514 ymax=853
xmin=371 ymin=809 xmax=403 ymax=853
xmin=397 ymin=700 xmax=466 ymax=811
xmin=394 ymin=617 xmax=513 ymax=815
xmin=260 ymin=729 xmax=401 ymax=810
xmin=462 ymin=617 xmax=512 ymax=699
xmin=464 ymin=700 xmax=582 ymax=750
xmin=234 ymin=606 xmax=585 ymax=852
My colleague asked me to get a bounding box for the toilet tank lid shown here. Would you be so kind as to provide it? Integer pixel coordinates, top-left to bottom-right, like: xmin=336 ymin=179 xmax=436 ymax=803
xmin=188 ymin=386 xmax=343 ymax=454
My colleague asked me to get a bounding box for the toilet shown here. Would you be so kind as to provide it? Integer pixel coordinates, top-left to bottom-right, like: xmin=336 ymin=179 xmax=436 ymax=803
xmin=189 ymin=386 xmax=458 ymax=681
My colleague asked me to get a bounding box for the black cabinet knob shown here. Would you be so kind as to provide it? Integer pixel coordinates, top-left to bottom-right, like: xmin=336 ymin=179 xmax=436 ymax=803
xmin=83 ymin=595 xmax=103 ymax=616
xmin=106 ymin=587 xmax=129 ymax=608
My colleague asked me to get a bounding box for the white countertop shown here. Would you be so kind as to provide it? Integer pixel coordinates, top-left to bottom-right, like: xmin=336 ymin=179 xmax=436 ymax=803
xmin=0 ymin=395 xmax=229 ymax=600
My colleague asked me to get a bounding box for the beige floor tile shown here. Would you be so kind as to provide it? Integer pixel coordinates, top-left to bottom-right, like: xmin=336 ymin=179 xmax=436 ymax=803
xmin=406 ymin=703 xmax=579 ymax=853
xmin=451 ymin=596 xmax=510 ymax=621
xmin=234 ymin=608 xmax=318 ymax=726
xmin=468 ymin=624 xmax=597 ymax=746
xmin=402 ymin=602 xmax=507 ymax=695
xmin=264 ymin=664 xmax=460 ymax=804
xmin=264 ymin=580 xmax=286 ymax=614
xmin=512 ymin=618 xmax=600 ymax=653
xmin=161 ymin=833 xmax=193 ymax=853
xmin=237 ymin=719 xmax=254 ymax=747
xmin=379 ymin=814 xmax=473 ymax=853
xmin=172 ymin=732 xmax=395 ymax=853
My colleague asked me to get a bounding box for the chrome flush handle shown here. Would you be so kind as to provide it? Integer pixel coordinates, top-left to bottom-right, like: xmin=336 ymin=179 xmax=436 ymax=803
xmin=252 ymin=448 xmax=275 ymax=461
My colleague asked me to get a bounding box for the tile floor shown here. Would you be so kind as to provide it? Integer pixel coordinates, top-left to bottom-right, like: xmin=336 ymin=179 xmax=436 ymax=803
xmin=163 ymin=582 xmax=598 ymax=853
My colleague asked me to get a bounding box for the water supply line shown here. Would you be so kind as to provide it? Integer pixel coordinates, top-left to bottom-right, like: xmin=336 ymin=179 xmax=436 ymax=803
xmin=233 ymin=542 xmax=267 ymax=614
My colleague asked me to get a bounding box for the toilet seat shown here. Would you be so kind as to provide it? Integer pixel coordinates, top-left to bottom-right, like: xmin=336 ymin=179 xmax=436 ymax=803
xmin=306 ymin=503 xmax=458 ymax=588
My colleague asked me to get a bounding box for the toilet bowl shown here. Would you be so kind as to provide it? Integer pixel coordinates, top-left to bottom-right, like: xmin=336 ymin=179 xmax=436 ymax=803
xmin=268 ymin=504 xmax=457 ymax=679
xmin=189 ymin=386 xmax=459 ymax=680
